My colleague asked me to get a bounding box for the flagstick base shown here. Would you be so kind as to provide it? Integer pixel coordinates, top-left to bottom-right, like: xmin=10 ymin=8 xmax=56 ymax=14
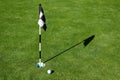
xmin=36 ymin=59 xmax=45 ymax=68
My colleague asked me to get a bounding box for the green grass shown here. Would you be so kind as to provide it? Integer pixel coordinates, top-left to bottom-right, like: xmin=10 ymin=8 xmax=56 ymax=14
xmin=0 ymin=0 xmax=120 ymax=80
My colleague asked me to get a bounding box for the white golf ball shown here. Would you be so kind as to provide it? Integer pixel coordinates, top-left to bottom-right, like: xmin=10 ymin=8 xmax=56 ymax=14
xmin=47 ymin=70 xmax=52 ymax=74
xmin=47 ymin=70 xmax=54 ymax=74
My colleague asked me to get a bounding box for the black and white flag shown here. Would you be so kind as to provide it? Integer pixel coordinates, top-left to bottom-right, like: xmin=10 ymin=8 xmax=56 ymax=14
xmin=38 ymin=4 xmax=47 ymax=31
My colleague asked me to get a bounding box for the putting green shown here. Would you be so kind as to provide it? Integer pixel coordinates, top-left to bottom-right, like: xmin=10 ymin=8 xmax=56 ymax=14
xmin=0 ymin=0 xmax=120 ymax=80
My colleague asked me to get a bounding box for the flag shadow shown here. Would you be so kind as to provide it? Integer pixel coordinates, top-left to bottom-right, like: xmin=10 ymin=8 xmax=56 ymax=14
xmin=44 ymin=35 xmax=95 ymax=63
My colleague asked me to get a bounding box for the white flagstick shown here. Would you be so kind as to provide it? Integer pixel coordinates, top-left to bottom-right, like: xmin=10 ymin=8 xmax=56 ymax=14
xmin=36 ymin=4 xmax=46 ymax=68
xmin=36 ymin=25 xmax=45 ymax=68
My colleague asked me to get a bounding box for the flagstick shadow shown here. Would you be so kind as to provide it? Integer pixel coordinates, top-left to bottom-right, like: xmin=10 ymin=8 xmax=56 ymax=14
xmin=44 ymin=35 xmax=95 ymax=63
xmin=44 ymin=41 xmax=84 ymax=63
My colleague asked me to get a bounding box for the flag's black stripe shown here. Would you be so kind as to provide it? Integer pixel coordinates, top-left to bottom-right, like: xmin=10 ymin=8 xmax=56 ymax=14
xmin=43 ymin=24 xmax=47 ymax=31
xmin=41 ymin=15 xmax=46 ymax=22
xmin=39 ymin=35 xmax=41 ymax=43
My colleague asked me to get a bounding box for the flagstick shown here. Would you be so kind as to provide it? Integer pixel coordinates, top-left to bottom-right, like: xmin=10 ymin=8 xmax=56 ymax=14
xmin=39 ymin=26 xmax=42 ymax=62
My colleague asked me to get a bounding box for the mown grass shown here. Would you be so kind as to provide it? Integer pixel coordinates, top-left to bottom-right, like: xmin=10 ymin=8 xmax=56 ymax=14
xmin=0 ymin=0 xmax=120 ymax=80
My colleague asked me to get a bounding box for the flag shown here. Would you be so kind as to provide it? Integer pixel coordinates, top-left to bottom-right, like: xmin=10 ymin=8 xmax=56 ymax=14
xmin=38 ymin=4 xmax=47 ymax=31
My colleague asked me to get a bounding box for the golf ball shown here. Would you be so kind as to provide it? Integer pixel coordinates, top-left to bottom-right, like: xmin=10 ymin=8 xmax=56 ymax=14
xmin=47 ymin=70 xmax=51 ymax=74
xmin=47 ymin=70 xmax=54 ymax=74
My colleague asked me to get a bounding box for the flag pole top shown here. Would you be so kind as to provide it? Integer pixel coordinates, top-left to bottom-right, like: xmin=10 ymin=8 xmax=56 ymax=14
xmin=39 ymin=4 xmax=41 ymax=6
